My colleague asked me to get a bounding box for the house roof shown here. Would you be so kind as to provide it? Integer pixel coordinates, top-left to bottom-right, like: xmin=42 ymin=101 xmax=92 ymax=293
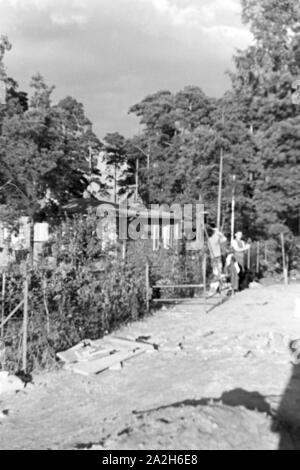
xmin=61 ymin=198 xmax=193 ymax=221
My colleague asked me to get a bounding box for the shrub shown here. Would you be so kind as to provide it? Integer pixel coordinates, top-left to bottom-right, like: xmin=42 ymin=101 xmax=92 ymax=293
xmin=1 ymin=213 xmax=207 ymax=371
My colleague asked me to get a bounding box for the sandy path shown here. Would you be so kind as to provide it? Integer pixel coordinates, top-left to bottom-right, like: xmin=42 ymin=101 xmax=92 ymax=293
xmin=0 ymin=283 xmax=299 ymax=450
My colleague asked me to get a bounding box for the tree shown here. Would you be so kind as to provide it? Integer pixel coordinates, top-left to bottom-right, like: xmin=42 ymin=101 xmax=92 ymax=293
xmin=126 ymin=84 xmax=255 ymax=237
xmin=0 ymin=70 xmax=101 ymax=223
xmin=0 ymin=73 xmax=60 ymax=220
xmin=127 ymin=87 xmax=220 ymax=207
xmin=174 ymin=86 xmax=216 ymax=131
xmin=103 ymin=132 xmax=127 ymax=203
xmin=228 ymin=0 xmax=300 ymax=238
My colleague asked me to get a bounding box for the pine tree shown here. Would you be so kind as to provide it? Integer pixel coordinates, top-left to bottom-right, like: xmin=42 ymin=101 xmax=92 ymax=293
xmin=229 ymin=0 xmax=300 ymax=237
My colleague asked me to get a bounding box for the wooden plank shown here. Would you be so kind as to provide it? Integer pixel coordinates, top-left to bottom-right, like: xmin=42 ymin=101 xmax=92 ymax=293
xmin=71 ymin=349 xmax=145 ymax=376
xmin=152 ymin=298 xmax=206 ymax=302
xmin=110 ymin=335 xmax=157 ymax=350
xmin=57 ymin=338 xmax=119 ymax=363
xmin=153 ymin=284 xmax=204 ymax=289
xmin=58 ymin=336 xmax=151 ymax=364
xmin=57 ymin=346 xmax=115 ymax=364
xmin=152 ymin=298 xmax=220 ymax=305
xmin=101 ymin=336 xmax=153 ymax=351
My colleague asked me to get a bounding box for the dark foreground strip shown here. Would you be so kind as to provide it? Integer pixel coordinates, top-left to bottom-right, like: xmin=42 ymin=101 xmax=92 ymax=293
xmin=0 ymin=449 xmax=294 ymax=463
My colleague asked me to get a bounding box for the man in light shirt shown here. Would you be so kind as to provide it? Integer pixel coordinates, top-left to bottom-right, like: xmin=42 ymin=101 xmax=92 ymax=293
xmin=231 ymin=231 xmax=250 ymax=271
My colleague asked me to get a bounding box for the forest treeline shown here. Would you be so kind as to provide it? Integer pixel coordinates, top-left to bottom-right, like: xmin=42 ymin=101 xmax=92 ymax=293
xmin=0 ymin=0 xmax=300 ymax=245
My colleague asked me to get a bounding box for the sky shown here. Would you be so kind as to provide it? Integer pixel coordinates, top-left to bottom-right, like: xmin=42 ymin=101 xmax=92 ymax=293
xmin=0 ymin=0 xmax=252 ymax=138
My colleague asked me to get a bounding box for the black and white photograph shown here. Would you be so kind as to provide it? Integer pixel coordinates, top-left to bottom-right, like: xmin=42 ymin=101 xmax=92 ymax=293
xmin=0 ymin=0 xmax=300 ymax=452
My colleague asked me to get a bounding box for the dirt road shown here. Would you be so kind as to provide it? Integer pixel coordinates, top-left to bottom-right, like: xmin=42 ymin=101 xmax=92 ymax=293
xmin=0 ymin=282 xmax=300 ymax=450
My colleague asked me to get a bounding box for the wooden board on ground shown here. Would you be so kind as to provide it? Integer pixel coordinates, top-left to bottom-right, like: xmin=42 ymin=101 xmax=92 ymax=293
xmin=57 ymin=340 xmax=117 ymax=364
xmin=103 ymin=336 xmax=157 ymax=351
xmin=71 ymin=349 xmax=146 ymax=376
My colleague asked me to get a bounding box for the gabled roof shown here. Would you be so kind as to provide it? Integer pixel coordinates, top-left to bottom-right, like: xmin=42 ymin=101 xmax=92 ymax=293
xmin=61 ymin=198 xmax=188 ymax=221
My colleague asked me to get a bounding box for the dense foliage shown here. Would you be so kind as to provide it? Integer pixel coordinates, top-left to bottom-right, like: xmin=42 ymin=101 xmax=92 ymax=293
xmin=2 ymin=213 xmax=204 ymax=371
xmin=102 ymin=1 xmax=300 ymax=246
xmin=0 ymin=37 xmax=102 ymax=223
xmin=1 ymin=1 xmax=300 ymax=371
xmin=1 ymin=1 xmax=300 ymax=238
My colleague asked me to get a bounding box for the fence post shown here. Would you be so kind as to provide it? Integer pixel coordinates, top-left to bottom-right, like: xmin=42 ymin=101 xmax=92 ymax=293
xmin=1 ymin=272 xmax=5 ymax=338
xmin=264 ymin=242 xmax=268 ymax=264
xmin=281 ymin=233 xmax=288 ymax=286
xmin=22 ymin=274 xmax=29 ymax=372
xmin=256 ymin=241 xmax=260 ymax=273
xmin=247 ymin=246 xmax=251 ymax=270
xmin=145 ymin=262 xmax=150 ymax=312
xmin=202 ymin=252 xmax=207 ymax=313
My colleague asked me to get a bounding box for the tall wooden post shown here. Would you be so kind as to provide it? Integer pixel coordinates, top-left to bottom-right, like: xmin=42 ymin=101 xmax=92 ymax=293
xmin=135 ymin=157 xmax=139 ymax=201
xmin=230 ymin=175 xmax=236 ymax=243
xmin=256 ymin=242 xmax=260 ymax=274
xmin=114 ymin=162 xmax=117 ymax=205
xmin=217 ymin=109 xmax=225 ymax=232
xmin=247 ymin=246 xmax=251 ymax=270
xmin=217 ymin=147 xmax=223 ymax=232
xmin=281 ymin=233 xmax=288 ymax=286
xmin=1 ymin=272 xmax=5 ymax=338
xmin=202 ymin=252 xmax=207 ymax=313
xmin=145 ymin=262 xmax=150 ymax=312
xmin=264 ymin=242 xmax=268 ymax=264
xmin=147 ymin=142 xmax=150 ymax=203
xmin=22 ymin=274 xmax=29 ymax=372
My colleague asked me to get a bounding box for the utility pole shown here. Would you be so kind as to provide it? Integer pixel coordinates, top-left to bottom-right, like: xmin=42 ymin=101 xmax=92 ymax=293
xmin=114 ymin=161 xmax=117 ymax=205
xmin=135 ymin=157 xmax=139 ymax=201
xmin=217 ymin=148 xmax=223 ymax=232
xmin=230 ymin=174 xmax=236 ymax=242
xmin=281 ymin=233 xmax=288 ymax=286
xmin=147 ymin=141 xmax=150 ymax=203
xmin=217 ymin=109 xmax=225 ymax=232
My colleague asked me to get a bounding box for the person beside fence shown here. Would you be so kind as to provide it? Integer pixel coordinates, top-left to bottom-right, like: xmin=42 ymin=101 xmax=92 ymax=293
xmin=231 ymin=231 xmax=250 ymax=270
xmin=225 ymin=249 xmax=240 ymax=292
xmin=230 ymin=231 xmax=250 ymax=290
xmin=208 ymin=226 xmax=227 ymax=277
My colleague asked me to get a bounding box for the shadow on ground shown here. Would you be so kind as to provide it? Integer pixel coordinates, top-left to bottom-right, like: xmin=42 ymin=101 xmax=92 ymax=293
xmin=133 ymin=385 xmax=300 ymax=450
xmin=133 ymin=388 xmax=274 ymax=417
xmin=74 ymin=382 xmax=300 ymax=450
xmin=273 ymin=360 xmax=300 ymax=450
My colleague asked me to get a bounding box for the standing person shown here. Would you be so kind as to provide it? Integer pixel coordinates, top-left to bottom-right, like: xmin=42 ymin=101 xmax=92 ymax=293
xmin=208 ymin=226 xmax=227 ymax=277
xmin=225 ymin=249 xmax=240 ymax=292
xmin=231 ymin=231 xmax=250 ymax=271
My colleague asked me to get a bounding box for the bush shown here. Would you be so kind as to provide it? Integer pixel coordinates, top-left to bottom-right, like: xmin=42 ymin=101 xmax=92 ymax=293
xmin=1 ymin=214 xmax=148 ymax=371
xmin=1 ymin=213 xmax=207 ymax=372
